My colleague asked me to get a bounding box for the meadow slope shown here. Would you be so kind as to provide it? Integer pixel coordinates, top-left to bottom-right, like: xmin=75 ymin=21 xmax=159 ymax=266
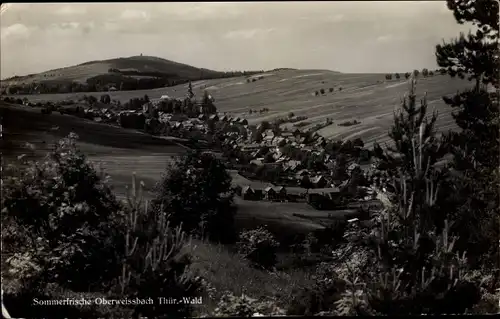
xmin=1 ymin=102 xmax=334 ymax=234
xmin=8 ymin=70 xmax=474 ymax=148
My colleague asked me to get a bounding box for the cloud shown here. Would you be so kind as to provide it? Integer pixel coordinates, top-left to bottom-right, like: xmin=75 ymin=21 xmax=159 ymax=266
xmin=376 ymin=34 xmax=393 ymax=43
xmin=120 ymin=9 xmax=150 ymax=20
xmin=1 ymin=23 xmax=31 ymax=40
xmin=327 ymin=14 xmax=344 ymax=22
xmin=59 ymin=22 xmax=80 ymax=29
xmin=161 ymin=3 xmax=242 ymax=21
xmin=55 ymin=5 xmax=87 ymax=16
xmin=224 ymin=28 xmax=275 ymax=39
xmin=45 ymin=22 xmax=82 ymax=37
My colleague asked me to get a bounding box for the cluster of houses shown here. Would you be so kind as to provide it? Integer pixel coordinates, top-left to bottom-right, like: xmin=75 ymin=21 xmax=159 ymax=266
xmin=11 ymin=92 xmax=387 ymax=209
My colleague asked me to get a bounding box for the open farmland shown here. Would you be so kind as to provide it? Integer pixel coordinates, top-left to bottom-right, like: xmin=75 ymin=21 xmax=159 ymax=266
xmin=7 ymin=69 xmax=474 ymax=148
xmin=1 ymin=102 xmax=338 ymax=232
xmin=1 ymin=103 xmax=186 ymax=198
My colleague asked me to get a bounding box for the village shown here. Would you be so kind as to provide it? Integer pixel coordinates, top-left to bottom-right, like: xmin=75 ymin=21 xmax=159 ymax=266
xmin=2 ymin=83 xmax=391 ymax=217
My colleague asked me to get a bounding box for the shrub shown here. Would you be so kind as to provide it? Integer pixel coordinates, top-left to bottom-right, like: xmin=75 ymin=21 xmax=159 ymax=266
xmin=338 ymin=120 xmax=360 ymax=127
xmin=288 ymin=112 xmax=295 ymax=118
xmin=365 ymin=79 xmax=483 ymax=315
xmin=114 ymin=174 xmax=201 ymax=318
xmin=213 ymin=292 xmax=286 ymax=317
xmin=2 ymin=133 xmax=124 ymax=291
xmin=320 ymin=88 xmax=325 ymax=95
xmin=288 ymin=260 xmax=350 ymax=316
xmin=2 ymin=134 xmax=201 ymax=318
xmin=329 ymin=87 xmax=334 ymax=92
xmin=405 ymin=72 xmax=411 ymax=79
xmin=395 ymin=73 xmax=401 ymax=79
xmin=100 ymin=94 xmax=111 ymax=104
xmin=152 ymin=151 xmax=237 ymax=244
xmin=385 ymin=74 xmax=393 ymax=80
xmin=237 ymin=227 xmax=279 ymax=270
xmin=315 ymin=91 xmax=319 ymax=96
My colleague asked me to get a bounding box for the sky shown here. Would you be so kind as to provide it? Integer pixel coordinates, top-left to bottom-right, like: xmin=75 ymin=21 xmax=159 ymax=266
xmin=0 ymin=2 xmax=473 ymax=78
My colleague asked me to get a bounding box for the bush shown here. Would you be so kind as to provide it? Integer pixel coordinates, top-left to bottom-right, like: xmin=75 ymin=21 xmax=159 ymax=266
xmin=320 ymin=88 xmax=325 ymax=95
xmin=365 ymin=79 xmax=483 ymax=315
xmin=2 ymin=134 xmax=201 ymax=318
xmin=329 ymin=88 xmax=334 ymax=92
xmin=385 ymin=74 xmax=393 ymax=80
xmin=315 ymin=91 xmax=319 ymax=96
xmin=100 ymin=94 xmax=111 ymax=104
xmin=395 ymin=73 xmax=401 ymax=79
xmin=2 ymin=133 xmax=124 ymax=292
xmin=288 ymin=262 xmax=347 ymax=315
xmin=152 ymin=151 xmax=237 ymax=244
xmin=338 ymin=120 xmax=360 ymax=127
xmin=213 ymin=292 xmax=286 ymax=317
xmin=237 ymin=227 xmax=279 ymax=270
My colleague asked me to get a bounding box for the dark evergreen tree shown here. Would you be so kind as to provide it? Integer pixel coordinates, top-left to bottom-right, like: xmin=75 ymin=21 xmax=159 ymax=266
xmin=434 ymin=0 xmax=499 ymax=274
xmin=187 ymin=81 xmax=195 ymax=99
xmin=435 ymin=0 xmax=499 ymax=88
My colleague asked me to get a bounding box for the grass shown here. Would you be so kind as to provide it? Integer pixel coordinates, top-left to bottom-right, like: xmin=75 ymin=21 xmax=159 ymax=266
xmin=1 ymin=102 xmax=186 ymax=201
xmin=7 ymin=70 xmax=474 ymax=149
xmin=187 ymin=239 xmax=315 ymax=316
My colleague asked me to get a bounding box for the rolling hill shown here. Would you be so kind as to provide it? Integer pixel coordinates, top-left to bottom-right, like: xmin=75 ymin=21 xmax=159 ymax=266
xmin=7 ymin=69 xmax=478 ymax=148
xmin=0 ymin=55 xmax=251 ymax=87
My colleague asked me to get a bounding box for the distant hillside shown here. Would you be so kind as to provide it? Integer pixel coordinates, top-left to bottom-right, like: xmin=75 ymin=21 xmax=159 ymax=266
xmin=0 ymin=55 xmax=265 ymax=94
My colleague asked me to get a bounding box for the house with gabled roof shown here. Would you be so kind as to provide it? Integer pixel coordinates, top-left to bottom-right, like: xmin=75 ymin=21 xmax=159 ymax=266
xmin=273 ymin=186 xmax=287 ymax=202
xmin=263 ymin=186 xmax=277 ymax=201
xmin=241 ymin=186 xmax=260 ymax=200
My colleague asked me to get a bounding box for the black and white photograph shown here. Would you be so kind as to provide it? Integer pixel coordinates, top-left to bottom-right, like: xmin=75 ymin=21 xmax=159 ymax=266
xmin=1 ymin=1 xmax=499 ymax=317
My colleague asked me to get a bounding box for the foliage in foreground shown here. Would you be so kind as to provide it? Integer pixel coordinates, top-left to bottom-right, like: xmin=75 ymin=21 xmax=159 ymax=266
xmin=346 ymin=78 xmax=485 ymax=315
xmin=2 ymin=134 xmax=200 ymax=318
xmin=213 ymin=292 xmax=286 ymax=317
xmin=152 ymin=150 xmax=237 ymax=244
xmin=237 ymin=227 xmax=280 ymax=270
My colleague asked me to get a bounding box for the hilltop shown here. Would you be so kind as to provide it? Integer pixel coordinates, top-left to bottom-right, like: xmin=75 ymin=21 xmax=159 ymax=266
xmin=0 ymin=55 xmax=266 ymax=93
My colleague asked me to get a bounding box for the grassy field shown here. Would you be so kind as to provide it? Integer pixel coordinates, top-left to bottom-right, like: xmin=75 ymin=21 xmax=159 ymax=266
xmin=7 ymin=69 xmax=474 ymax=149
xmin=2 ymin=69 xmax=478 ymax=238
xmin=1 ymin=102 xmax=339 ymax=233
xmin=1 ymin=102 xmax=186 ymax=197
